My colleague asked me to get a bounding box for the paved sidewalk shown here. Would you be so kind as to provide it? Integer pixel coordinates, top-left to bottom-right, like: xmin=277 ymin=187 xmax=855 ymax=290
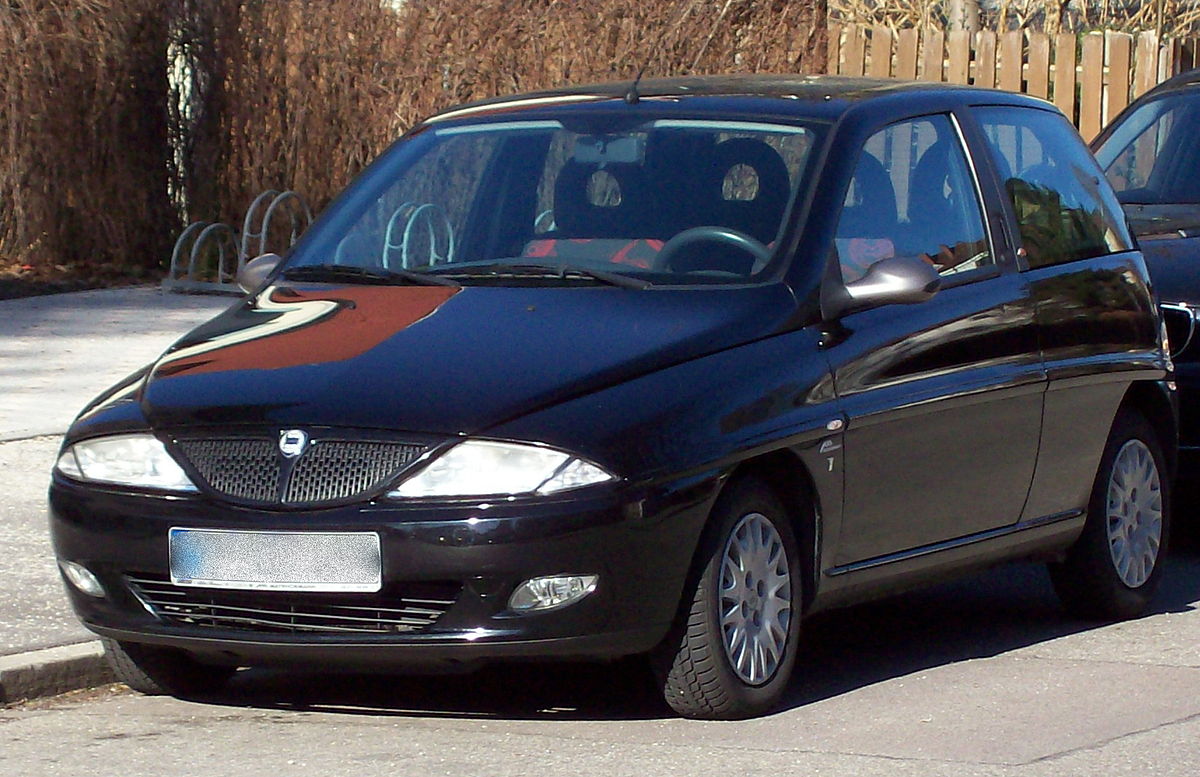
xmin=0 ymin=287 xmax=230 ymax=699
xmin=0 ymin=287 xmax=233 ymax=441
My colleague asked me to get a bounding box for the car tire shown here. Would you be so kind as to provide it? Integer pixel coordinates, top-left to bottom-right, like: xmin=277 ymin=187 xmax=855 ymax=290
xmin=655 ymin=476 xmax=803 ymax=719
xmin=1049 ymin=409 xmax=1170 ymax=620
xmin=101 ymin=637 xmax=235 ymax=696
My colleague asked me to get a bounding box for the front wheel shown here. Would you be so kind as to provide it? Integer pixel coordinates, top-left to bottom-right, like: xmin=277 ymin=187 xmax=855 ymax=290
xmin=1049 ymin=409 xmax=1170 ymax=620
xmin=656 ymin=477 xmax=803 ymax=719
xmin=102 ymin=638 xmax=235 ymax=696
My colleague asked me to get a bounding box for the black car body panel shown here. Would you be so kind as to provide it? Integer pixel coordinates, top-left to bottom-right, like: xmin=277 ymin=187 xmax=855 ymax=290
xmin=134 ymin=283 xmax=798 ymax=435
xmin=51 ymin=76 xmax=1174 ymax=691
xmin=1093 ymin=68 xmax=1199 ymax=473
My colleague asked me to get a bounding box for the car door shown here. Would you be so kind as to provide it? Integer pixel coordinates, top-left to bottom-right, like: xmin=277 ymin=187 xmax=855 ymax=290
xmin=973 ymin=105 xmax=1161 ymax=522
xmin=821 ymin=111 xmax=1046 ymax=569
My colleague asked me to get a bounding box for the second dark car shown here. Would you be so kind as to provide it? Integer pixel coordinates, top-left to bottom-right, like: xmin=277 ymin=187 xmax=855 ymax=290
xmin=52 ymin=76 xmax=1174 ymax=719
xmin=1094 ymin=68 xmax=1200 ymax=491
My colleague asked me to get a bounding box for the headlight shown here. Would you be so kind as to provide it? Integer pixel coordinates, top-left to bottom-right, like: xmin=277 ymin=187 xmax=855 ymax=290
xmin=55 ymin=434 xmax=198 ymax=492
xmin=388 ymin=440 xmax=614 ymax=498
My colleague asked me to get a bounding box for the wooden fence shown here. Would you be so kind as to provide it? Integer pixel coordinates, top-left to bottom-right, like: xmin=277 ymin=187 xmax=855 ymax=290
xmin=827 ymin=25 xmax=1200 ymax=139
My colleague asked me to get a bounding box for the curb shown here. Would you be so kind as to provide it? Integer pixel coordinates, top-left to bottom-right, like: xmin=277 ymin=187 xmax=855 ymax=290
xmin=0 ymin=641 xmax=113 ymax=704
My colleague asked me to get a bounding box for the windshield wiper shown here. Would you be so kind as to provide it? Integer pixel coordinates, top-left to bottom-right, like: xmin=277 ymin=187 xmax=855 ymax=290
xmin=281 ymin=264 xmax=461 ymax=288
xmin=431 ymin=262 xmax=650 ymax=290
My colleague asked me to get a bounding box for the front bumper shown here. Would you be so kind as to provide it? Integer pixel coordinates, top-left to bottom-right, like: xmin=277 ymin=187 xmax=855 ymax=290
xmin=49 ymin=475 xmax=718 ymax=668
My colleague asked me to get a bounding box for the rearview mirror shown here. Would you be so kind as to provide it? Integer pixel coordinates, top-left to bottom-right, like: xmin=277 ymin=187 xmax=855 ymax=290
xmin=237 ymin=253 xmax=282 ymax=293
xmin=825 ymin=255 xmax=941 ymax=320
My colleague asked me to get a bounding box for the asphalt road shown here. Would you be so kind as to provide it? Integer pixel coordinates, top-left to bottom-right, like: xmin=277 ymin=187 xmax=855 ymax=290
xmin=5 ymin=552 xmax=1200 ymax=775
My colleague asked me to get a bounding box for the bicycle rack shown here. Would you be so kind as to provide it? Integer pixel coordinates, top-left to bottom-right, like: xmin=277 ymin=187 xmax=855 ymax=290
xmin=163 ymin=190 xmax=312 ymax=294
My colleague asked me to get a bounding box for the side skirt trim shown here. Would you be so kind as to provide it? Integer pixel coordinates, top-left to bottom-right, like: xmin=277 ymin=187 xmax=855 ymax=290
xmin=823 ymin=509 xmax=1084 ymax=577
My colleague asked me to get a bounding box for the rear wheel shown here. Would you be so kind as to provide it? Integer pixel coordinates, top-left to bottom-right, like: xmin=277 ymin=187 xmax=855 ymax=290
xmin=1049 ymin=409 xmax=1170 ymax=620
xmin=102 ymin=637 xmax=235 ymax=696
xmin=656 ymin=477 xmax=803 ymax=719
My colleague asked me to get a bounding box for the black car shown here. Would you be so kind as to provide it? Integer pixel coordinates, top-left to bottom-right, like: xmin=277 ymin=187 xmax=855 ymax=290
xmin=51 ymin=76 xmax=1175 ymax=719
xmin=1093 ymin=68 xmax=1200 ymax=490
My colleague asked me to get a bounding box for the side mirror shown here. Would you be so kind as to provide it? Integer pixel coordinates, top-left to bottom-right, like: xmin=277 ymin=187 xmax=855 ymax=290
xmin=237 ymin=253 xmax=283 ymax=294
xmin=824 ymin=255 xmax=941 ymax=320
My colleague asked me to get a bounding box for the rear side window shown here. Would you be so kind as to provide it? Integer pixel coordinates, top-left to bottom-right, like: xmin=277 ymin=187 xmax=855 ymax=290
xmin=976 ymin=106 xmax=1132 ymax=268
xmin=836 ymin=114 xmax=992 ymax=283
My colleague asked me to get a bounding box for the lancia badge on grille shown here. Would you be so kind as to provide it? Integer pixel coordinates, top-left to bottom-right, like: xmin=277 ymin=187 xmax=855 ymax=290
xmin=278 ymin=429 xmax=309 ymax=458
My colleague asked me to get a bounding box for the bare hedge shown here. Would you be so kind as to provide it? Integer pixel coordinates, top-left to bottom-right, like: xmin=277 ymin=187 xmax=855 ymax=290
xmin=2 ymin=0 xmax=827 ymax=274
xmin=0 ymin=1 xmax=175 ymax=274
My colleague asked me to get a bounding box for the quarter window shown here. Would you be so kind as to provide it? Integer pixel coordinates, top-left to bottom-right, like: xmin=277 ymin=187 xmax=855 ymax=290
xmin=976 ymin=106 xmax=1133 ymax=268
xmin=835 ymin=115 xmax=992 ymax=284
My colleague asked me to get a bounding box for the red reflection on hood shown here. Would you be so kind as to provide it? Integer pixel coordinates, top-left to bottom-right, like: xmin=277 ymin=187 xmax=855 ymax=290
xmin=157 ymin=285 xmax=459 ymax=376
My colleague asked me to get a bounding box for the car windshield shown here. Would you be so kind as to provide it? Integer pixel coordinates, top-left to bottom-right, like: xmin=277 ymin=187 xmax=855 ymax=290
xmin=1095 ymin=91 xmax=1200 ymax=206
xmin=285 ymin=115 xmax=824 ymax=286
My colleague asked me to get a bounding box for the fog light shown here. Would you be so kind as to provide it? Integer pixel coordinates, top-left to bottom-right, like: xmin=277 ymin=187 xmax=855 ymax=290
xmin=59 ymin=560 xmax=105 ymax=598
xmin=508 ymin=574 xmax=598 ymax=612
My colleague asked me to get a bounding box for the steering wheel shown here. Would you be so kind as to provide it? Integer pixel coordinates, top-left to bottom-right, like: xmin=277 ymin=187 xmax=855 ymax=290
xmin=651 ymin=226 xmax=771 ymax=273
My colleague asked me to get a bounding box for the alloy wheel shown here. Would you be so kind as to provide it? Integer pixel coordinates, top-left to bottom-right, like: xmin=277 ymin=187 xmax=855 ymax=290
xmin=719 ymin=512 xmax=792 ymax=685
xmin=1105 ymin=439 xmax=1163 ymax=588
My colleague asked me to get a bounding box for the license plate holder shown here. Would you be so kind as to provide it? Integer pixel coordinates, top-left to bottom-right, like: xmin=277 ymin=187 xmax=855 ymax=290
xmin=168 ymin=527 xmax=382 ymax=593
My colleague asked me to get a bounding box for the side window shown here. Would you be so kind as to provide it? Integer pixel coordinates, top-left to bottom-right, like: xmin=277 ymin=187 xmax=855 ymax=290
xmin=836 ymin=115 xmax=992 ymax=284
xmin=1096 ymin=96 xmax=1200 ymax=205
xmin=1101 ymin=102 xmax=1184 ymax=197
xmin=976 ymin=106 xmax=1133 ymax=268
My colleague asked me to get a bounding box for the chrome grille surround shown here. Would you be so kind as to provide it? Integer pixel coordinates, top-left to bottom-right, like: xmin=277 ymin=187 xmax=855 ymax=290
xmin=1162 ymin=303 xmax=1195 ymax=358
xmin=171 ymin=433 xmax=427 ymax=507
xmin=127 ymin=574 xmax=460 ymax=635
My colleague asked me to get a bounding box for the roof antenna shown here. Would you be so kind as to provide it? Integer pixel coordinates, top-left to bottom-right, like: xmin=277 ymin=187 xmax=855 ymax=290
xmin=624 ymin=62 xmax=649 ymax=104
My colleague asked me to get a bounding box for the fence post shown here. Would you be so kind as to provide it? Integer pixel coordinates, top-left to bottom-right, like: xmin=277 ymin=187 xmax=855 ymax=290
xmin=1106 ymin=32 xmax=1133 ymax=125
xmin=869 ymin=26 xmax=893 ymax=77
xmin=1027 ymin=32 xmax=1051 ymax=98
xmin=1134 ymin=31 xmax=1159 ymax=98
xmin=843 ymin=25 xmax=866 ymax=76
xmin=1080 ymin=33 xmax=1105 ymax=140
xmin=921 ymin=27 xmax=945 ymax=81
xmin=896 ymin=28 xmax=919 ymax=80
xmin=999 ymin=30 xmax=1023 ymax=92
xmin=976 ymin=30 xmax=997 ymax=88
xmin=947 ymin=29 xmax=971 ymax=84
xmin=1053 ymin=33 xmax=1077 ymax=123
xmin=827 ymin=23 xmax=842 ymax=75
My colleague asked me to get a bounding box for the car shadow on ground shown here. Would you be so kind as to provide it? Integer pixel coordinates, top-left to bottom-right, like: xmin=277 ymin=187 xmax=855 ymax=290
xmin=193 ymin=547 xmax=1200 ymax=722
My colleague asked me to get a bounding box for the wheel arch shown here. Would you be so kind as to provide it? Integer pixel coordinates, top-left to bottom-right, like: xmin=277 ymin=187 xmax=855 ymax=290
xmin=725 ymin=449 xmax=821 ymax=611
xmin=1120 ymin=380 xmax=1178 ymax=479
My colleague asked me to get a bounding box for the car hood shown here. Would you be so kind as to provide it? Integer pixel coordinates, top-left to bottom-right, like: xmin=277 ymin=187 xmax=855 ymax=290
xmin=1140 ymin=235 xmax=1200 ymax=304
xmin=138 ymin=281 xmax=798 ymax=434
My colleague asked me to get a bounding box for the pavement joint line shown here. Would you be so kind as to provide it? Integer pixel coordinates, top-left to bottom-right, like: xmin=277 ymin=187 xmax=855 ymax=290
xmin=1017 ymin=708 xmax=1200 ymax=767
xmin=0 ymin=640 xmax=113 ymax=706
xmin=0 ymin=432 xmax=66 ymax=445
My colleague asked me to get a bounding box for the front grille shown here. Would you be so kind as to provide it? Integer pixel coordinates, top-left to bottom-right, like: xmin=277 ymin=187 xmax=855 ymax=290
xmin=1162 ymin=304 xmax=1195 ymax=358
xmin=176 ymin=438 xmax=278 ymax=503
xmin=173 ymin=436 xmax=427 ymax=506
xmin=127 ymin=574 xmax=460 ymax=635
xmin=285 ymin=441 xmax=424 ymax=504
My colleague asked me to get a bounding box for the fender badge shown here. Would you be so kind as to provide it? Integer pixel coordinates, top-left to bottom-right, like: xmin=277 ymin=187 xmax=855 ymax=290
xmin=279 ymin=429 xmax=309 ymax=458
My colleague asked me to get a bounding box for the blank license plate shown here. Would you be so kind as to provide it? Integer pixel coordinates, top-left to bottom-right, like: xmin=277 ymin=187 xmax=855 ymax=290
xmin=169 ymin=528 xmax=381 ymax=592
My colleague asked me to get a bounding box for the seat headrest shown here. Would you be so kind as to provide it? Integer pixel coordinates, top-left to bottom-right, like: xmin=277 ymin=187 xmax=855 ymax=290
xmin=701 ymin=138 xmax=791 ymax=243
xmin=553 ymin=161 xmax=647 ymax=237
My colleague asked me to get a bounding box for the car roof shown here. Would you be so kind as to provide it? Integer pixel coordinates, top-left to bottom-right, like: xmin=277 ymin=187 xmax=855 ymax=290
xmin=1145 ymin=67 xmax=1200 ymax=97
xmin=425 ymin=74 xmax=1049 ymax=125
